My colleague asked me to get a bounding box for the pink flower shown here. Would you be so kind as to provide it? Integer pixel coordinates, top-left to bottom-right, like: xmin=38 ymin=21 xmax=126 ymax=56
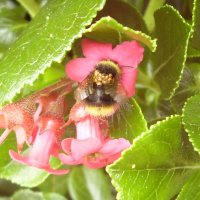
xmin=0 ymin=79 xmax=72 ymax=152
xmin=66 ymin=38 xmax=144 ymax=97
xmin=9 ymin=94 xmax=69 ymax=175
xmin=59 ymin=103 xmax=130 ymax=168
xmin=0 ymin=96 xmax=35 ymax=152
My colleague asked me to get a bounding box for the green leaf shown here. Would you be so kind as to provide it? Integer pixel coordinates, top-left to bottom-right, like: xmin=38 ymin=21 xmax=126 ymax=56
xmin=96 ymin=0 xmax=148 ymax=33
xmin=39 ymin=174 xmax=68 ymax=195
xmin=0 ymin=132 xmax=16 ymax=168
xmin=144 ymin=0 xmax=165 ymax=32
xmin=12 ymin=190 xmax=44 ymax=200
xmin=12 ymin=189 xmax=67 ymax=200
xmin=0 ymin=7 xmax=27 ymax=59
xmin=177 ymin=170 xmax=200 ymax=200
xmin=187 ymin=46 xmax=200 ymax=58
xmin=0 ymin=157 xmax=61 ymax=188
xmin=68 ymin=166 xmax=112 ymax=200
xmin=0 ymin=0 xmax=106 ymax=107
xmin=153 ymin=5 xmax=191 ymax=99
xmin=122 ymin=0 xmax=145 ymax=13
xmin=170 ymin=67 xmax=197 ymax=113
xmin=110 ymin=98 xmax=148 ymax=142
xmin=43 ymin=193 xmax=67 ymax=200
xmin=190 ymin=0 xmax=200 ymax=52
xmin=107 ymin=115 xmax=200 ymax=200
xmin=85 ymin=16 xmax=156 ymax=52
xmin=15 ymin=62 xmax=66 ymax=100
xmin=183 ymin=94 xmax=200 ymax=154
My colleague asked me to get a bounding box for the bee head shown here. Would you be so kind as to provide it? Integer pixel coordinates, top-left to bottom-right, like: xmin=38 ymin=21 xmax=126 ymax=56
xmin=92 ymin=60 xmax=120 ymax=86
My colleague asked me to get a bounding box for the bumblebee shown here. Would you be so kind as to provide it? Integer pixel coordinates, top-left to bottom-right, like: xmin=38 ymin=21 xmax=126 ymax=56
xmin=75 ymin=60 xmax=127 ymax=117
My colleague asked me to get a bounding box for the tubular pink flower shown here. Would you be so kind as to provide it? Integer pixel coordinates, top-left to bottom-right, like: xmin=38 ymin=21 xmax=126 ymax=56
xmin=10 ymin=117 xmax=68 ymax=175
xmin=0 ymin=79 xmax=72 ymax=152
xmin=9 ymin=94 xmax=69 ymax=175
xmin=59 ymin=103 xmax=130 ymax=168
xmin=66 ymin=38 xmax=144 ymax=97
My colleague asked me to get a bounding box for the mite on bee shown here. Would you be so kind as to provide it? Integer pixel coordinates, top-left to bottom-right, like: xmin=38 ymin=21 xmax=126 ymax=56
xmin=74 ymin=60 xmax=127 ymax=117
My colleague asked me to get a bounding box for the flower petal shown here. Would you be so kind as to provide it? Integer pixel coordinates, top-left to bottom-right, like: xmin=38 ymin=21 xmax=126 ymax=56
xmin=58 ymin=153 xmax=81 ymax=165
xmin=66 ymin=58 xmax=96 ymax=82
xmin=29 ymin=130 xmax=56 ymax=164
xmin=84 ymin=158 xmax=108 ymax=168
xmin=0 ymin=129 xmax=11 ymax=145
xmin=84 ymin=154 xmax=120 ymax=168
xmin=61 ymin=138 xmax=73 ymax=153
xmin=71 ymin=138 xmax=101 ymax=160
xmin=14 ymin=126 xmax=26 ymax=152
xmin=121 ymin=69 xmax=138 ymax=97
xmin=100 ymin=138 xmax=131 ymax=157
xmin=82 ymin=38 xmax=112 ymax=60
xmin=111 ymin=41 xmax=144 ymax=67
xmin=9 ymin=150 xmax=68 ymax=175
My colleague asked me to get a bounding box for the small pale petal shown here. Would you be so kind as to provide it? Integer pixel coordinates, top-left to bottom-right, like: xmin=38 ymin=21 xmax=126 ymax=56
xmin=14 ymin=126 xmax=26 ymax=152
xmin=0 ymin=129 xmax=11 ymax=145
xmin=82 ymin=38 xmax=112 ymax=60
xmin=66 ymin=58 xmax=96 ymax=82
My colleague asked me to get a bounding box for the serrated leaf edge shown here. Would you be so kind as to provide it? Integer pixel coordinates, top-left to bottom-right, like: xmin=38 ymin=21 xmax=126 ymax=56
xmin=182 ymin=94 xmax=200 ymax=155
xmin=1 ymin=0 xmax=106 ymax=106
xmin=85 ymin=16 xmax=157 ymax=52
xmin=106 ymin=114 xmax=181 ymax=200
xmin=131 ymin=98 xmax=148 ymax=133
xmin=155 ymin=5 xmax=192 ymax=100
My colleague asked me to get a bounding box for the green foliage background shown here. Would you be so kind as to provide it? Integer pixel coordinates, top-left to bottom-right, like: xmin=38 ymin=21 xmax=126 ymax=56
xmin=0 ymin=0 xmax=200 ymax=199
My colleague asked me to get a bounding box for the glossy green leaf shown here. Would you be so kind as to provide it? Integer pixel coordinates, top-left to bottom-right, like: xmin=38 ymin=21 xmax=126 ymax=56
xmin=153 ymin=5 xmax=191 ymax=99
xmin=177 ymin=170 xmax=200 ymax=200
xmin=110 ymin=98 xmax=148 ymax=142
xmin=183 ymin=94 xmax=200 ymax=154
xmin=107 ymin=115 xmax=200 ymax=200
xmin=85 ymin=16 xmax=156 ymax=51
xmin=144 ymin=0 xmax=165 ymax=32
xmin=68 ymin=166 xmax=112 ymax=200
xmin=0 ymin=157 xmax=61 ymax=188
xmin=0 ymin=0 xmax=106 ymax=107
xmin=15 ymin=62 xmax=66 ymax=100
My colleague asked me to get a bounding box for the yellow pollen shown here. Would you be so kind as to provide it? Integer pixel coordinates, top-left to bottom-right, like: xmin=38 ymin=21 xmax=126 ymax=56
xmin=93 ymin=70 xmax=114 ymax=85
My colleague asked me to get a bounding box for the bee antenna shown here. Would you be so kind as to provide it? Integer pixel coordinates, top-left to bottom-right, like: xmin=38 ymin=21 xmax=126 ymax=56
xmin=122 ymin=66 xmax=136 ymax=69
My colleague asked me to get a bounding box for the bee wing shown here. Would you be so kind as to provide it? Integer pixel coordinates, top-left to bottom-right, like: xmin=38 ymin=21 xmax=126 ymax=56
xmin=74 ymin=75 xmax=93 ymax=102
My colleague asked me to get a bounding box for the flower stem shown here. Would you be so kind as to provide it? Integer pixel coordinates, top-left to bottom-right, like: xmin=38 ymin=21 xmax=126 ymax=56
xmin=17 ymin=0 xmax=40 ymax=18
